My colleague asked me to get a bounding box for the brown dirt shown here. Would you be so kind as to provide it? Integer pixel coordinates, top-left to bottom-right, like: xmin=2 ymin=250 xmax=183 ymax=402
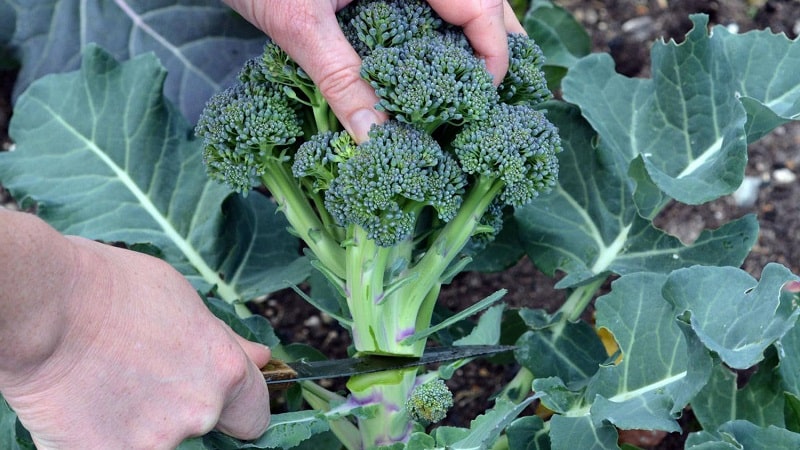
xmin=2 ymin=1 xmax=799 ymax=448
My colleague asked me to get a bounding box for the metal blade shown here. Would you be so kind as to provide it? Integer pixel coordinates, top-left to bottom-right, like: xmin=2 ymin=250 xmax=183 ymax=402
xmin=262 ymin=345 xmax=515 ymax=385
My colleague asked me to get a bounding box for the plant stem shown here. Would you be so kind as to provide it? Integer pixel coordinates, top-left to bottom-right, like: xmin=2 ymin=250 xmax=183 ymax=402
xmin=552 ymin=276 xmax=606 ymax=336
xmin=260 ymin=159 xmax=346 ymax=278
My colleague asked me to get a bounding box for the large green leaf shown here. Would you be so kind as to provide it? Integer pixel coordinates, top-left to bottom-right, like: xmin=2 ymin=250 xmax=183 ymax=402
xmin=0 ymin=0 xmax=17 ymax=68
xmin=536 ymin=271 xmax=713 ymax=448
xmin=663 ymin=263 xmax=800 ymax=369
xmin=562 ymin=14 xmax=800 ymax=207
xmin=692 ymin=358 xmax=785 ymax=431
xmin=524 ymin=0 xmax=589 ymax=69
xmin=0 ymin=45 xmax=309 ymax=304
xmin=686 ymin=420 xmax=800 ymax=449
xmin=9 ymin=0 xmax=264 ymax=121
xmin=515 ymin=309 xmax=608 ymax=386
xmin=0 ymin=398 xmax=22 ymax=450
xmin=516 ymin=102 xmax=758 ymax=288
xmin=586 ymin=272 xmax=712 ymax=431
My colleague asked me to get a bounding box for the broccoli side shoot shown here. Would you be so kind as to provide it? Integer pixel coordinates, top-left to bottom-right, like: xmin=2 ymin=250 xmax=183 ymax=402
xmin=498 ymin=33 xmax=552 ymax=106
xmin=324 ymin=120 xmax=465 ymax=247
xmin=405 ymin=378 xmax=453 ymax=424
xmin=452 ymin=102 xmax=561 ymax=207
xmin=195 ymin=73 xmax=303 ymax=194
xmin=361 ymin=34 xmax=498 ymax=131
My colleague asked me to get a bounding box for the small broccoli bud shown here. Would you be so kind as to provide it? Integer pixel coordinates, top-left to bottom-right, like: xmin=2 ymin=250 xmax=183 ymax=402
xmin=293 ymin=130 xmax=357 ymax=192
xmin=361 ymin=34 xmax=498 ymax=130
xmin=452 ymin=102 xmax=561 ymax=207
xmin=498 ymin=34 xmax=552 ymax=106
xmin=324 ymin=121 xmax=465 ymax=246
xmin=405 ymin=378 xmax=454 ymax=424
xmin=195 ymin=79 xmax=303 ymax=193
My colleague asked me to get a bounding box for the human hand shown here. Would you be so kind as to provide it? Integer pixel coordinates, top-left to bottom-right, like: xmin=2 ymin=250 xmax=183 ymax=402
xmin=224 ymin=0 xmax=525 ymax=142
xmin=0 ymin=224 xmax=271 ymax=449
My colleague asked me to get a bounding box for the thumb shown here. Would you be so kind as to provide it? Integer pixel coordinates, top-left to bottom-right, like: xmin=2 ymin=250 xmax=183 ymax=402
xmin=265 ymin=9 xmax=387 ymax=142
xmin=234 ymin=334 xmax=272 ymax=369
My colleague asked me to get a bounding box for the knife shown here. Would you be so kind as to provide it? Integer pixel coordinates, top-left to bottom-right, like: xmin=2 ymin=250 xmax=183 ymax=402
xmin=262 ymin=345 xmax=515 ymax=389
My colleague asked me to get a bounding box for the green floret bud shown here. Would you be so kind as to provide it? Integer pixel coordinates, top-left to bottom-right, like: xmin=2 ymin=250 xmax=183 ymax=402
xmin=361 ymin=34 xmax=498 ymax=130
xmin=498 ymin=34 xmax=552 ymax=106
xmin=452 ymin=103 xmax=561 ymax=207
xmin=325 ymin=121 xmax=465 ymax=247
xmin=293 ymin=131 xmax=357 ymax=192
xmin=339 ymin=0 xmax=442 ymax=56
xmin=195 ymin=80 xmax=303 ymax=193
xmin=405 ymin=378 xmax=453 ymax=424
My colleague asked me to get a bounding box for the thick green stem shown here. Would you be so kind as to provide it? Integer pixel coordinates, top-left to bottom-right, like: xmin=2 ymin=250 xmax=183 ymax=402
xmin=301 ymin=382 xmax=362 ymax=450
xmin=260 ymin=159 xmax=346 ymax=279
xmin=347 ymin=368 xmax=419 ymax=447
xmin=346 ymin=176 xmax=504 ymax=356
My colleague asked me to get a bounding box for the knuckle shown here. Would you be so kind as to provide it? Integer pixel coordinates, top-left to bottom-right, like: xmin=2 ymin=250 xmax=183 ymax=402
xmin=315 ymin=62 xmax=364 ymax=104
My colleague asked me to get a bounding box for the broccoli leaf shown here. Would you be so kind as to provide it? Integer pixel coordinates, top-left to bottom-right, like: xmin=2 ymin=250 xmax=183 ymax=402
xmin=515 ymin=309 xmax=608 ymax=386
xmin=692 ymin=357 xmax=785 ymax=431
xmin=0 ymin=0 xmax=18 ymax=68
xmin=204 ymin=411 xmax=331 ymax=449
xmin=562 ymin=14 xmax=800 ymax=208
xmin=515 ymin=102 xmax=758 ymax=288
xmin=8 ymin=0 xmax=264 ymax=121
xmin=0 ymin=397 xmax=23 ymax=450
xmin=523 ymin=0 xmax=590 ymax=81
xmin=587 ymin=272 xmax=713 ymax=431
xmin=0 ymin=45 xmax=309 ymax=305
xmin=549 ymin=415 xmax=618 ymax=450
xmin=685 ymin=421 xmax=800 ymax=449
xmin=663 ymin=263 xmax=800 ymax=370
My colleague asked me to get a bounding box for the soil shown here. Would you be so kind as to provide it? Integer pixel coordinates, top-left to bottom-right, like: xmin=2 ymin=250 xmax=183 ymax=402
xmin=2 ymin=1 xmax=799 ymax=449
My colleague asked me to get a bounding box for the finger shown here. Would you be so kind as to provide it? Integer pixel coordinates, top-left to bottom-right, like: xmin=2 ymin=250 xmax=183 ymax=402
xmin=215 ymin=359 xmax=271 ymax=440
xmin=427 ymin=0 xmax=510 ymax=84
xmin=503 ymin=1 xmax=527 ymax=34
xmin=261 ymin=2 xmax=387 ymax=142
xmin=234 ymin=334 xmax=272 ymax=368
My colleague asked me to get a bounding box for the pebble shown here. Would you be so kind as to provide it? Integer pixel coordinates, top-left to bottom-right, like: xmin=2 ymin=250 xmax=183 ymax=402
xmin=773 ymin=168 xmax=797 ymax=185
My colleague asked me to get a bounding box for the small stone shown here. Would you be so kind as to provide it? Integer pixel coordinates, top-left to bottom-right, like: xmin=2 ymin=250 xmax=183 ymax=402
xmin=772 ymin=168 xmax=797 ymax=185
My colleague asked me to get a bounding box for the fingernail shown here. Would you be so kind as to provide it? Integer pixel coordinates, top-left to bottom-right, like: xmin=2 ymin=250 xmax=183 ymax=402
xmin=349 ymin=108 xmax=380 ymax=143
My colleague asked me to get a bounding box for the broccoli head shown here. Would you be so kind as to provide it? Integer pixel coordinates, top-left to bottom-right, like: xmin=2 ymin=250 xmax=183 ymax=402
xmin=361 ymin=34 xmax=498 ymax=130
xmin=323 ymin=120 xmax=466 ymax=247
xmin=338 ymin=0 xmax=442 ymax=56
xmin=405 ymin=378 xmax=453 ymax=424
xmin=452 ymin=102 xmax=561 ymax=207
xmin=195 ymin=72 xmax=303 ymax=193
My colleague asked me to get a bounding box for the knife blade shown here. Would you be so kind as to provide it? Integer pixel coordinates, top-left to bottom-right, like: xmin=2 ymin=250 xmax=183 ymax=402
xmin=262 ymin=345 xmax=515 ymax=388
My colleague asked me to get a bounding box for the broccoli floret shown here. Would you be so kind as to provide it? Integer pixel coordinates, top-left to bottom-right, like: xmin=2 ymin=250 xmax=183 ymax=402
xmin=257 ymin=39 xmax=337 ymax=134
xmin=498 ymin=34 xmax=552 ymax=106
xmin=405 ymin=378 xmax=454 ymax=424
xmin=339 ymin=0 xmax=442 ymax=56
xmin=452 ymin=102 xmax=561 ymax=207
xmin=324 ymin=120 xmax=465 ymax=247
xmin=361 ymin=34 xmax=498 ymax=131
xmin=195 ymin=77 xmax=303 ymax=193
xmin=293 ymin=130 xmax=357 ymax=193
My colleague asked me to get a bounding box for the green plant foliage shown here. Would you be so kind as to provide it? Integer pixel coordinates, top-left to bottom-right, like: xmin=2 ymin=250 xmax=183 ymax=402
xmin=6 ymin=0 xmax=264 ymax=121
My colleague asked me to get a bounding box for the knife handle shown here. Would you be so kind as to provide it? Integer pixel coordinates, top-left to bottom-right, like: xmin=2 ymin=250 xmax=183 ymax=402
xmin=261 ymin=359 xmax=298 ymax=391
